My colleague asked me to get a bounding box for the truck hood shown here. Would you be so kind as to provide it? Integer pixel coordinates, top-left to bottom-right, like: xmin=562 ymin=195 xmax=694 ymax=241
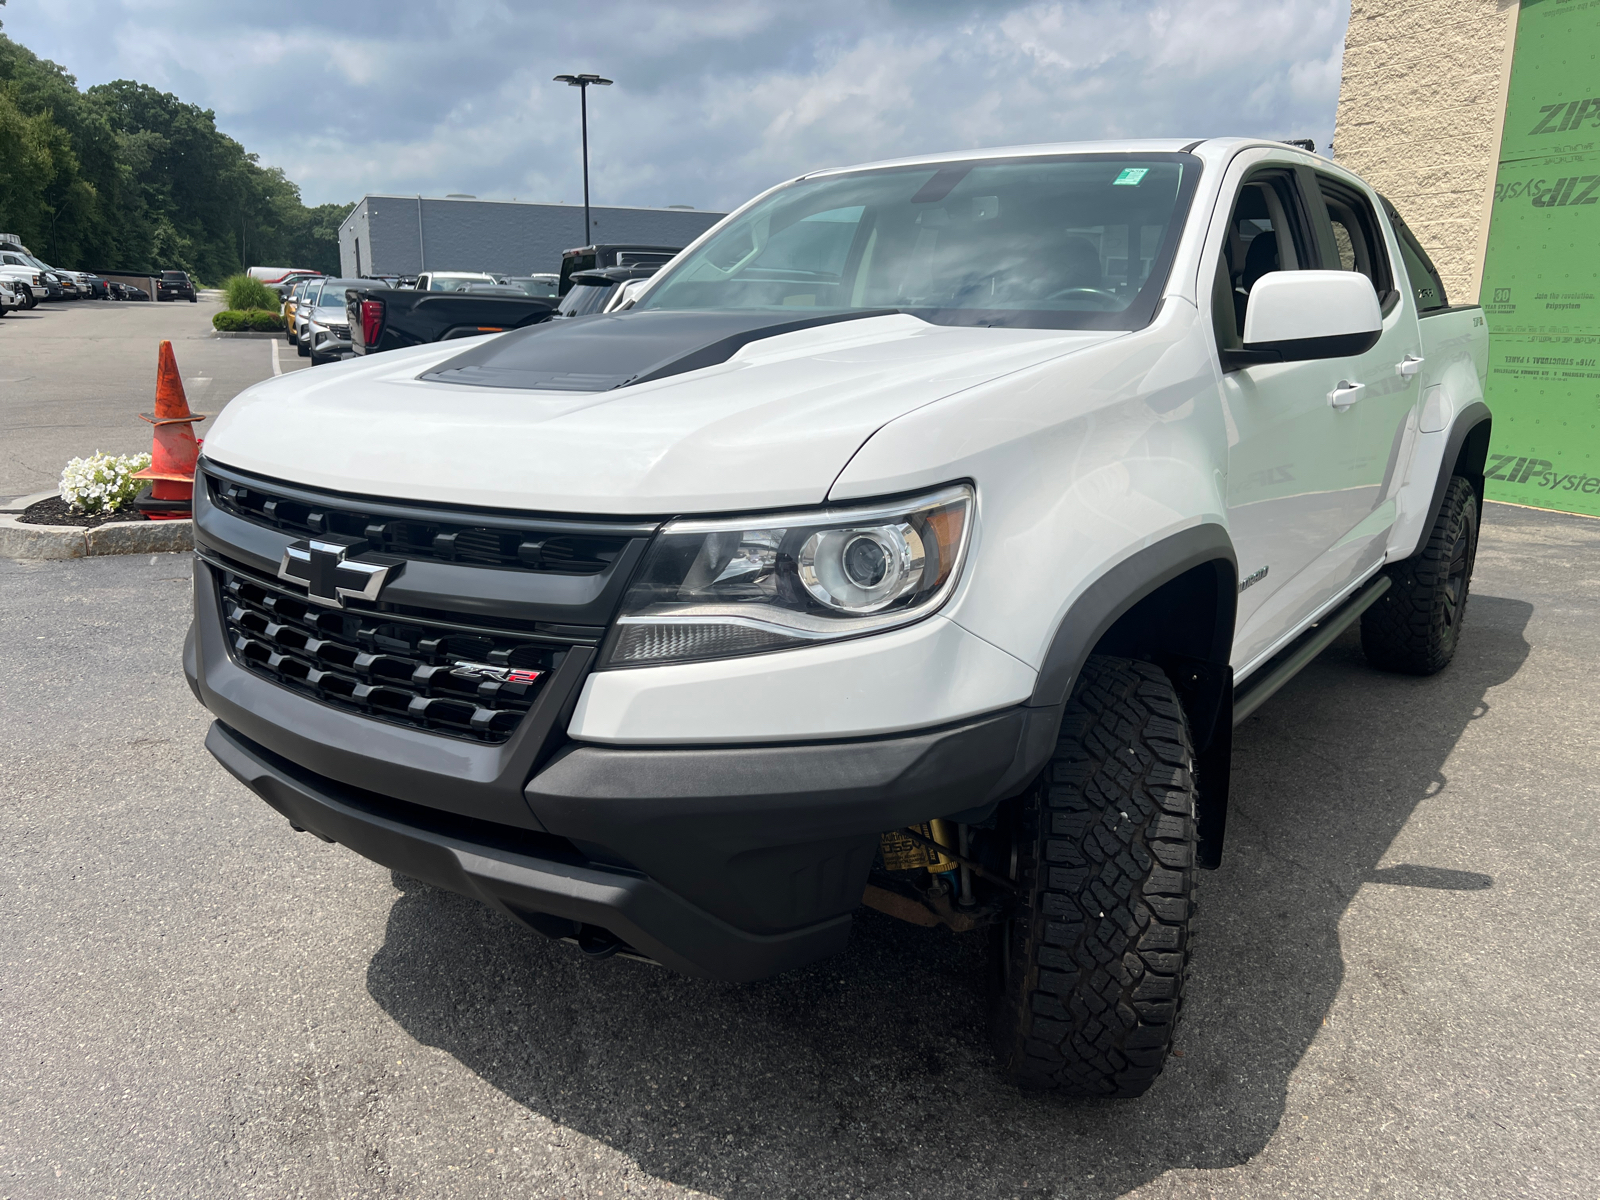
xmin=203 ymin=312 xmax=1120 ymax=514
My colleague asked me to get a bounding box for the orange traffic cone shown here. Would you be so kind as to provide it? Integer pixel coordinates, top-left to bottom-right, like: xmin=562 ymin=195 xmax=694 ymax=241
xmin=132 ymin=340 xmax=208 ymax=519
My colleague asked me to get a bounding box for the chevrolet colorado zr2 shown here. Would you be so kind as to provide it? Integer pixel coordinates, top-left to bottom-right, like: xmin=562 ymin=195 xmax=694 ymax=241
xmin=185 ymin=138 xmax=1490 ymax=1098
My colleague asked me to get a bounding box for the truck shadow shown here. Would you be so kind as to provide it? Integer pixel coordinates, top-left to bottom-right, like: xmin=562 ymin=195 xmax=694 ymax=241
xmin=365 ymin=593 xmax=1531 ymax=1199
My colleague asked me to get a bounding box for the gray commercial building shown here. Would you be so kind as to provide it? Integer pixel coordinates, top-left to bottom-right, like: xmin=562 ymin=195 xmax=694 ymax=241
xmin=338 ymin=195 xmax=727 ymax=279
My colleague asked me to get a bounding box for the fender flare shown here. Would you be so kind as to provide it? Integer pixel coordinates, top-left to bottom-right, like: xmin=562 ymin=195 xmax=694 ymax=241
xmin=1421 ymin=401 xmax=1492 ymax=538
xmin=996 ymin=524 xmax=1238 ymax=866
xmin=1028 ymin=522 xmax=1238 ymax=710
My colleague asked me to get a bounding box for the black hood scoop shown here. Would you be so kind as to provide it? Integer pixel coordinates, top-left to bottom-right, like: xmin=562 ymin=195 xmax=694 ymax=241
xmin=418 ymin=309 xmax=899 ymax=393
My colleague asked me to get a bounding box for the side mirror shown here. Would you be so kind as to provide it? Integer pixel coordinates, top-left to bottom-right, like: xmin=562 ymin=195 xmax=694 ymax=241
xmin=1226 ymin=270 xmax=1382 ymax=370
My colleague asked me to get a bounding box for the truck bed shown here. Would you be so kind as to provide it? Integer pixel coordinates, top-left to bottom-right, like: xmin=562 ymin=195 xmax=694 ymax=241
xmin=348 ymin=289 xmax=556 ymax=355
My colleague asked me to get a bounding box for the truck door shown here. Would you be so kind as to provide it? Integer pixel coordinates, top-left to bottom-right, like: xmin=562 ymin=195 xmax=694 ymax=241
xmin=1210 ymin=165 xmax=1369 ymax=670
xmin=1303 ymin=172 xmax=1426 ymax=588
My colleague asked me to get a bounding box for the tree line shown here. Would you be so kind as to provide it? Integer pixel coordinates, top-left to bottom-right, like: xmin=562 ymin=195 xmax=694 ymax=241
xmin=0 ymin=27 xmax=350 ymax=281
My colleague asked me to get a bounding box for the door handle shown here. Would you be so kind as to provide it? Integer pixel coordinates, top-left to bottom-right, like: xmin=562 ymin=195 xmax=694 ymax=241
xmin=1396 ymin=353 xmax=1425 ymax=378
xmin=1328 ymin=380 xmax=1366 ymax=409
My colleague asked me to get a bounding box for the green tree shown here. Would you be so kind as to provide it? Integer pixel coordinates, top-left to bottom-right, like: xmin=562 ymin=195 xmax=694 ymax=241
xmin=0 ymin=25 xmax=352 ymax=280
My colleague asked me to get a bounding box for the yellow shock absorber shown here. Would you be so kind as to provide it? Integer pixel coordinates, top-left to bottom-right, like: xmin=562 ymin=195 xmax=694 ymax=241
xmin=926 ymin=819 xmax=960 ymax=875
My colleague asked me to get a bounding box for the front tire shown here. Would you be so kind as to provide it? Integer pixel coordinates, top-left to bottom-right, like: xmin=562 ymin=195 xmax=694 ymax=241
xmin=297 ymin=335 xmax=309 ymax=358
xmin=1361 ymin=475 xmax=1479 ymax=675
xmin=992 ymin=656 xmax=1198 ymax=1098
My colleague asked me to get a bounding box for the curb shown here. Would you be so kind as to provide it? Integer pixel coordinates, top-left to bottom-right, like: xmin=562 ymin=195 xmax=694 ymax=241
xmin=211 ymin=330 xmax=284 ymax=339
xmin=0 ymin=489 xmax=60 ymax=514
xmin=0 ymin=511 xmax=193 ymax=560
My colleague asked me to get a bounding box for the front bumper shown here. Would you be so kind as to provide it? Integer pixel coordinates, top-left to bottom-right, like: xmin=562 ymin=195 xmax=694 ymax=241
xmin=205 ymin=720 xmax=857 ymax=981
xmin=186 ymin=543 xmax=1041 ymax=981
xmin=312 ymin=328 xmax=352 ymax=355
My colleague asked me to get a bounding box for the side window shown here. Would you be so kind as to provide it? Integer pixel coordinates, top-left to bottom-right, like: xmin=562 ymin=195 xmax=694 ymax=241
xmin=1385 ymin=205 xmax=1450 ymax=313
xmin=1211 ymin=171 xmax=1316 ymax=353
xmin=1314 ymin=176 xmax=1396 ymax=308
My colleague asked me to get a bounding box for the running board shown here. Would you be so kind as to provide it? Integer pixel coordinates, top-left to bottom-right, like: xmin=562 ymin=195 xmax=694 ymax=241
xmin=1232 ymin=574 xmax=1393 ymax=726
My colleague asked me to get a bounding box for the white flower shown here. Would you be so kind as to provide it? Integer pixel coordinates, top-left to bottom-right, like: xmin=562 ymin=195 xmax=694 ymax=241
xmin=60 ymin=451 xmax=153 ymax=514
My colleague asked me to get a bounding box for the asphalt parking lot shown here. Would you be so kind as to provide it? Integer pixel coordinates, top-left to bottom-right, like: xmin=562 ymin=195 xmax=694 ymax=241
xmin=0 ymin=296 xmax=307 ymax=498
xmin=2 ymin=305 xmax=1597 ymax=1198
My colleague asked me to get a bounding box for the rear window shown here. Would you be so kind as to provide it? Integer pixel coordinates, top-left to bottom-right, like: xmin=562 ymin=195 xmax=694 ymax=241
xmin=162 ymin=271 xmax=188 ymax=280
xmin=555 ymin=280 xmax=615 ymax=318
xmin=613 ymin=251 xmax=674 ymax=268
xmin=1383 ymin=203 xmax=1451 ymax=313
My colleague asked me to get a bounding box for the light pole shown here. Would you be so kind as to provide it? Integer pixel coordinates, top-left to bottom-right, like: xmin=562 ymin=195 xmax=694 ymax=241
xmin=552 ymin=73 xmax=612 ymax=246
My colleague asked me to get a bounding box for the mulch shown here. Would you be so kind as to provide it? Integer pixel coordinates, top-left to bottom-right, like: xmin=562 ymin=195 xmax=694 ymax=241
xmin=18 ymin=495 xmax=153 ymax=528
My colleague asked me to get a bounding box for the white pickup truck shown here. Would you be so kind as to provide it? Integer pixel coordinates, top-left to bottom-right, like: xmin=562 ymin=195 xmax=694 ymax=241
xmin=186 ymin=138 xmax=1490 ymax=1098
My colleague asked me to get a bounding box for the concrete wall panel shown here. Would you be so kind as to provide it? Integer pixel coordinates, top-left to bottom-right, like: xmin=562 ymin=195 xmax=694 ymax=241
xmin=1334 ymin=0 xmax=1520 ymax=302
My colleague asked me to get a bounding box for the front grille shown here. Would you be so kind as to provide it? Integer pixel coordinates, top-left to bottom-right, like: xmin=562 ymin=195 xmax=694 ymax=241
xmin=216 ymin=564 xmax=569 ymax=742
xmin=205 ymin=473 xmax=631 ymax=575
xmin=325 ymin=323 xmax=350 ymax=338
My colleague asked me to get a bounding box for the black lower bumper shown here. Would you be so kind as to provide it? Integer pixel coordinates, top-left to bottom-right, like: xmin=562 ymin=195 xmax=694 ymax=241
xmin=206 ymin=721 xmax=851 ymax=981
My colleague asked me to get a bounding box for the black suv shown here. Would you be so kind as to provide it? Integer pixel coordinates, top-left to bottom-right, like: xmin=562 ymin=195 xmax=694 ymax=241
xmin=157 ymin=270 xmax=197 ymax=302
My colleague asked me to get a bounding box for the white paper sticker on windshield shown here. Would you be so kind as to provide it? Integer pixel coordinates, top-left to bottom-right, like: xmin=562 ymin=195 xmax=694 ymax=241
xmin=1113 ymin=168 xmax=1149 ymax=186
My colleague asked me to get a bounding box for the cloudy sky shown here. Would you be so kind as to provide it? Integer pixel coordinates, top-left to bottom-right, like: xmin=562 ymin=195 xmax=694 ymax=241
xmin=3 ymin=0 xmax=1349 ymax=213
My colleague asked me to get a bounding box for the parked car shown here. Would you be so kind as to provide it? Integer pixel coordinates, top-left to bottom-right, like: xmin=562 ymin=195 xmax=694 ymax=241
xmin=0 ymin=253 xmax=43 ymax=305
xmin=109 ymin=282 xmax=149 ymax=301
xmin=1 ymin=245 xmax=70 ymax=301
xmin=248 ymin=266 xmax=322 ymax=287
xmin=291 ymin=279 xmax=329 ymax=354
xmin=0 ymin=279 xmax=25 ymax=313
xmin=267 ymin=271 xmax=324 ymax=300
xmin=60 ymin=269 xmax=96 ymax=297
xmin=78 ymin=273 xmax=110 ymax=299
xmin=345 ymin=284 xmax=554 ymax=355
xmin=414 ymin=271 xmax=501 ymax=293
xmin=302 ymin=278 xmax=365 ymax=365
xmin=44 ymin=265 xmax=86 ymax=298
xmin=157 ymin=270 xmax=198 ymax=302
xmin=550 ymin=265 xmax=662 ymax=318
xmin=282 ymin=278 xmax=313 ymax=347
xmin=557 ymin=243 xmax=680 ymax=295
xmin=189 ymin=138 xmax=1490 ymax=1100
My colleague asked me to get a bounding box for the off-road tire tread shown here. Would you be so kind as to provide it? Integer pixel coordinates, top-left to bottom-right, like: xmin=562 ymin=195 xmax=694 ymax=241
xmin=1361 ymin=475 xmax=1478 ymax=675
xmin=995 ymin=655 xmax=1197 ymax=1098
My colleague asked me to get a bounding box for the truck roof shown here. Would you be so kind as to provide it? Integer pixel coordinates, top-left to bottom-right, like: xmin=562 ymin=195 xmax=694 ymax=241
xmin=801 ymin=137 xmax=1322 ymax=180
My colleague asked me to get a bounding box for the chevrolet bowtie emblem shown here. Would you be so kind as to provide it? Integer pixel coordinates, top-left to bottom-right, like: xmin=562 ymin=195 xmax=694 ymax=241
xmin=278 ymin=534 xmax=404 ymax=608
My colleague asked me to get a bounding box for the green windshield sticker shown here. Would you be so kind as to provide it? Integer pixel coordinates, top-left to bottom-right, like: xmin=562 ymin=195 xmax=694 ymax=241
xmin=1112 ymin=168 xmax=1149 ymax=186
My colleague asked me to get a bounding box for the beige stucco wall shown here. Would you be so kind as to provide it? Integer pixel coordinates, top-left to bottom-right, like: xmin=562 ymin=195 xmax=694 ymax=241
xmin=1333 ymin=0 xmax=1519 ymax=303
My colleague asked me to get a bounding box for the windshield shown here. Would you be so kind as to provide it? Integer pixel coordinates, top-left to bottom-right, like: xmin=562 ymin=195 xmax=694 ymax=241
xmin=506 ymin=276 xmax=559 ymax=298
xmin=427 ymin=275 xmax=490 ymax=292
xmin=636 ymin=154 xmax=1199 ymax=330
xmin=313 ymin=281 xmax=361 ymax=307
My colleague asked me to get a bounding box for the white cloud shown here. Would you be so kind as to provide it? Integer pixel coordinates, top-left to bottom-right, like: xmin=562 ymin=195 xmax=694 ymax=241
xmin=2 ymin=0 xmax=1348 ymax=210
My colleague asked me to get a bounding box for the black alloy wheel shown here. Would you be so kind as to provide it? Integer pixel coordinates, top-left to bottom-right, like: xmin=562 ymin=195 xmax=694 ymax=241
xmin=1360 ymin=474 xmax=1480 ymax=675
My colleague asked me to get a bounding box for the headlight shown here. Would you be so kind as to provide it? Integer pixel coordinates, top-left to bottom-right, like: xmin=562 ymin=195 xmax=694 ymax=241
xmin=605 ymin=483 xmax=974 ymax=667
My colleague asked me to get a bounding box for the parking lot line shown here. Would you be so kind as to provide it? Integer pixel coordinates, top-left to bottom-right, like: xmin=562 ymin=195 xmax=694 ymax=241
xmin=271 ymin=338 xmax=282 ymax=377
